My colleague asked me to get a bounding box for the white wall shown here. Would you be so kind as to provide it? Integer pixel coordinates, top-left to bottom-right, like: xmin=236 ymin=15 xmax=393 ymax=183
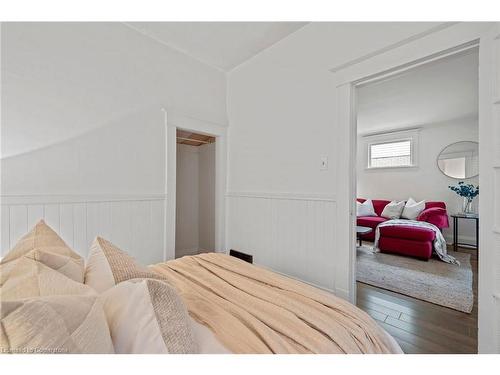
xmin=226 ymin=22 xmax=444 ymax=294
xmin=176 ymin=145 xmax=200 ymax=257
xmin=1 ymin=22 xmax=227 ymax=196
xmin=357 ymin=117 xmax=479 ymax=243
xmin=1 ymin=23 xmax=227 ymax=261
xmin=1 ymin=109 xmax=165 ymax=196
xmin=227 ymin=23 xmax=441 ymax=195
xmin=1 ymin=22 xmax=227 ymax=160
xmin=199 ymin=142 xmax=216 ymax=251
xmin=175 ymin=143 xmax=215 ymax=257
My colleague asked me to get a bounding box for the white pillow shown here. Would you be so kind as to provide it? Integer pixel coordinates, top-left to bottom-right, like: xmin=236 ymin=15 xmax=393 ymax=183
xmin=401 ymin=197 xmax=426 ymax=220
xmin=356 ymin=199 xmax=377 ymax=217
xmin=84 ymin=236 xmax=164 ymax=293
xmin=381 ymin=200 xmax=405 ymax=219
xmin=101 ymin=278 xmax=198 ymax=354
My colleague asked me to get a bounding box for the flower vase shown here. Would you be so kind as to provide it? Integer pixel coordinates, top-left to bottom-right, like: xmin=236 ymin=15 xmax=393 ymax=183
xmin=462 ymin=197 xmax=473 ymax=215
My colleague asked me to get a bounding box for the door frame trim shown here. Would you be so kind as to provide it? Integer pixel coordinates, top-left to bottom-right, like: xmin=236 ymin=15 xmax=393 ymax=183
xmin=163 ymin=109 xmax=228 ymax=261
xmin=330 ymin=22 xmax=495 ymax=352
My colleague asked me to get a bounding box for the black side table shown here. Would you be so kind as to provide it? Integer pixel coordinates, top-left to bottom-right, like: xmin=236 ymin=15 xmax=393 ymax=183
xmin=451 ymin=214 xmax=479 ymax=259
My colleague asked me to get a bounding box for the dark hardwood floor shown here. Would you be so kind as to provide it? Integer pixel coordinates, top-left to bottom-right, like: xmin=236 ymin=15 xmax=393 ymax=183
xmin=356 ymin=246 xmax=478 ymax=354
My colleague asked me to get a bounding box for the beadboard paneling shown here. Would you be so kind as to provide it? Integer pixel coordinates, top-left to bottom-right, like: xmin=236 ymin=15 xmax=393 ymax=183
xmin=226 ymin=193 xmax=337 ymax=293
xmin=496 ymin=293 xmax=500 ymax=354
xmin=495 ymin=168 xmax=500 ymax=233
xmin=0 ymin=195 xmax=166 ymax=265
xmin=494 ymin=104 xmax=500 ymax=164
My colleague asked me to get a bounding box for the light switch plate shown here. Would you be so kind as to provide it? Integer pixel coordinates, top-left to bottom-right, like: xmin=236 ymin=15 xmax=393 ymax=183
xmin=320 ymin=157 xmax=328 ymax=170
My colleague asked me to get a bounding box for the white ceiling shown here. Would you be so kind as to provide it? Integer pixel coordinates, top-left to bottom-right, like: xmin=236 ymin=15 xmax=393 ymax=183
xmin=125 ymin=22 xmax=307 ymax=71
xmin=357 ymin=48 xmax=479 ymax=134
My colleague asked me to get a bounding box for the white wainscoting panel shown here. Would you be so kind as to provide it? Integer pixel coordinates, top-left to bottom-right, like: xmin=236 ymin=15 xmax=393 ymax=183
xmin=226 ymin=192 xmax=337 ymax=293
xmin=0 ymin=195 xmax=167 ymax=265
xmin=496 ymin=293 xmax=500 ymax=354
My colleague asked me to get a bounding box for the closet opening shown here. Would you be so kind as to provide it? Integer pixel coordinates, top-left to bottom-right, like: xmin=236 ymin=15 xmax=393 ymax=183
xmin=175 ymin=129 xmax=216 ymax=258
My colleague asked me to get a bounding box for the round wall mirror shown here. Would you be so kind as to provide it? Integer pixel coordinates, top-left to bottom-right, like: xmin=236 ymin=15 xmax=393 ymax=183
xmin=437 ymin=141 xmax=479 ymax=179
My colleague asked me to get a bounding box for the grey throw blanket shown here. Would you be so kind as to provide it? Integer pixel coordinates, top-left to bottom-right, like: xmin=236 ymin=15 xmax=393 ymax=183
xmin=374 ymin=219 xmax=460 ymax=265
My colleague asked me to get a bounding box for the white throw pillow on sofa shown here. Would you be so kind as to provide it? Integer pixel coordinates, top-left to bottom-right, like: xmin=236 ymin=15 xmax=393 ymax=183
xmin=357 ymin=199 xmax=377 ymax=217
xmin=381 ymin=200 xmax=405 ymax=219
xmin=401 ymin=197 xmax=426 ymax=220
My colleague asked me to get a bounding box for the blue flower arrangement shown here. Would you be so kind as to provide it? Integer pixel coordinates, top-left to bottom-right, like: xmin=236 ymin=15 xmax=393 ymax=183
xmin=448 ymin=181 xmax=479 ymax=214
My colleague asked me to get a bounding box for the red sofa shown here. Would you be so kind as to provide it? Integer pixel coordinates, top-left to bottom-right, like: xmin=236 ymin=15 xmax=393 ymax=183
xmin=357 ymin=199 xmax=449 ymax=260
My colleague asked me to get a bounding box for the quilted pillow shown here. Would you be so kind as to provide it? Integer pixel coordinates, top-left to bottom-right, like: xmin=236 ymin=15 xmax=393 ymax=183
xmin=380 ymin=200 xmax=405 ymax=219
xmin=1 ymin=257 xmax=95 ymax=301
xmin=101 ymin=278 xmax=198 ymax=353
xmin=0 ymin=220 xmax=85 ymax=283
xmin=84 ymin=236 xmax=164 ymax=293
xmin=0 ymin=295 xmax=114 ymax=354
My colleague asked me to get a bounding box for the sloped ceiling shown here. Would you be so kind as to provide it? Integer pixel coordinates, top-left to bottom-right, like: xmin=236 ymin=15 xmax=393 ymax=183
xmin=125 ymin=22 xmax=307 ymax=71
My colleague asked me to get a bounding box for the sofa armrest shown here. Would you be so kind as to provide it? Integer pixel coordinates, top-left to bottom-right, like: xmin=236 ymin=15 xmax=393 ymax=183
xmin=417 ymin=207 xmax=449 ymax=229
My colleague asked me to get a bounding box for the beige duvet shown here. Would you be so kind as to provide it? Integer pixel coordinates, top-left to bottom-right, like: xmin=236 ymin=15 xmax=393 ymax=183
xmin=151 ymin=253 xmax=402 ymax=354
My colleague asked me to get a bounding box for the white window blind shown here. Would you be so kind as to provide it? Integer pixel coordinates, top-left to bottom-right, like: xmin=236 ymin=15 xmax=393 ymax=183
xmin=369 ymin=140 xmax=412 ymax=168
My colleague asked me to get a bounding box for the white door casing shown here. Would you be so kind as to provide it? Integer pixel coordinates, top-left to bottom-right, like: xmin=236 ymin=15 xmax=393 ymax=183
xmin=332 ymin=22 xmax=498 ymax=353
xmin=477 ymin=22 xmax=500 ymax=354
xmin=164 ymin=109 xmax=228 ymax=261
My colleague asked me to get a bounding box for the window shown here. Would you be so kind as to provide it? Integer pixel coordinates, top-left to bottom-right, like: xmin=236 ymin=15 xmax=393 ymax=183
xmin=369 ymin=140 xmax=412 ymax=168
xmin=364 ymin=129 xmax=418 ymax=169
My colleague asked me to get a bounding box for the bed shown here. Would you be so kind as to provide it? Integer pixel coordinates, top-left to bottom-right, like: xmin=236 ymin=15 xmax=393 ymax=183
xmin=0 ymin=220 xmax=402 ymax=354
xmin=150 ymin=253 xmax=401 ymax=354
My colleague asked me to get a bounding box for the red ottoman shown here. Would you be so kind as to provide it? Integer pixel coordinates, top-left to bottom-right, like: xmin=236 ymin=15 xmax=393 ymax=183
xmin=378 ymin=225 xmax=436 ymax=260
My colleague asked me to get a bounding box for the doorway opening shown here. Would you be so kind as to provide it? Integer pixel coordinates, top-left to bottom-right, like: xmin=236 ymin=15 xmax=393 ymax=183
xmin=353 ymin=45 xmax=479 ymax=354
xmin=175 ymin=129 xmax=216 ymax=258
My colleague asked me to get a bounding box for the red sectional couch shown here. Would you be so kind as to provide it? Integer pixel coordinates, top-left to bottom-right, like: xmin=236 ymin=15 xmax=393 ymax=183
xmin=357 ymin=199 xmax=449 ymax=260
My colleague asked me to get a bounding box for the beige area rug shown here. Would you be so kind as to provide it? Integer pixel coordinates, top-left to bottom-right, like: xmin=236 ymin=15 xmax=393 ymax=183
xmin=356 ymin=246 xmax=473 ymax=313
